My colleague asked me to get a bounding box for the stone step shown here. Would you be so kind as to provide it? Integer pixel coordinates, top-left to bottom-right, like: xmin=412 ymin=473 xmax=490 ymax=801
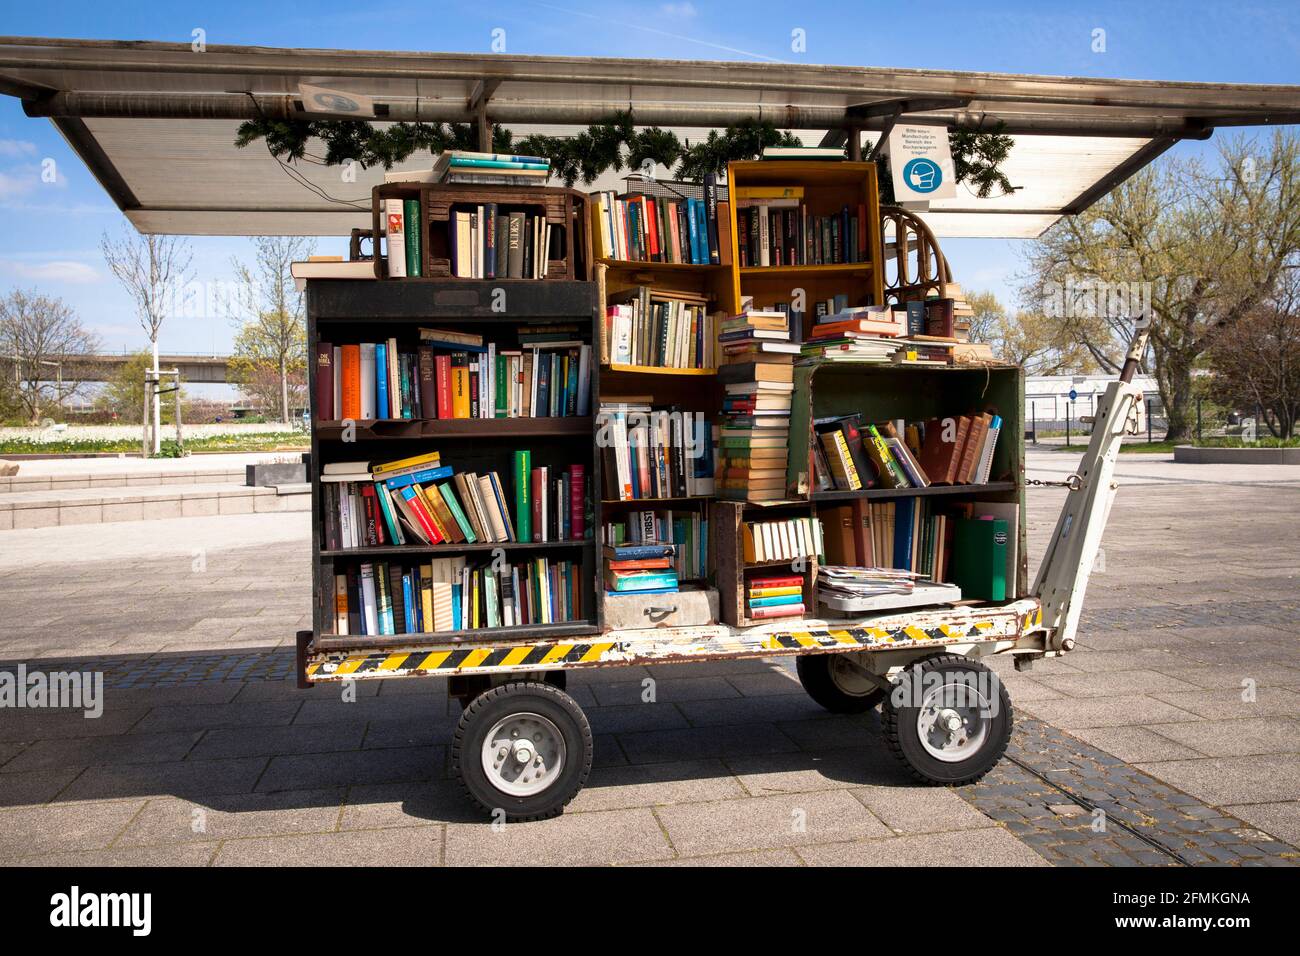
xmin=0 ymin=468 xmax=248 ymax=495
xmin=0 ymin=481 xmax=310 ymax=530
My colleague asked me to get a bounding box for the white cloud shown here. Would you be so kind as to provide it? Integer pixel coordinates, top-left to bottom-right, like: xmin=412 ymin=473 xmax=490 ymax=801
xmin=0 ymin=259 xmax=100 ymax=285
xmin=0 ymin=139 xmax=38 ymax=158
xmin=660 ymin=2 xmax=697 ymax=18
xmin=0 ymin=161 xmax=67 ymax=200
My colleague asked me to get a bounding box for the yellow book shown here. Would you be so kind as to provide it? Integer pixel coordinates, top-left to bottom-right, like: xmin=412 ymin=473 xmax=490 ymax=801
xmin=419 ymin=563 xmax=435 ymax=631
xmin=590 ymin=195 xmax=610 ymax=259
xmin=334 ymin=574 xmax=349 ymax=635
xmin=734 ymin=185 xmax=804 ymax=199
xmin=421 ymin=482 xmax=465 ymax=543
xmin=452 ymin=362 xmax=470 ymax=418
xmin=747 ymin=585 xmax=803 ymax=598
xmin=412 ymin=485 xmax=451 ymax=541
xmin=371 ymin=450 xmax=442 ymax=476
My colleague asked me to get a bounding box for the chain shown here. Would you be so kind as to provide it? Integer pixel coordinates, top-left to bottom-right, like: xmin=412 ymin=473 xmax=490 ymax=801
xmin=1026 ymin=474 xmax=1083 ymax=490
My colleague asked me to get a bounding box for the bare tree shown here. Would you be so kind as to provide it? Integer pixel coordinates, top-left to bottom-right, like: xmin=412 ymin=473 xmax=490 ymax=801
xmin=0 ymin=289 xmax=101 ymax=423
xmin=229 ymin=236 xmax=313 ymax=423
xmin=1208 ymin=269 xmax=1300 ymax=439
xmin=100 ymin=227 xmax=193 ymax=452
xmin=967 ymin=290 xmax=1095 ymax=374
xmin=1023 ymin=130 xmax=1300 ymax=440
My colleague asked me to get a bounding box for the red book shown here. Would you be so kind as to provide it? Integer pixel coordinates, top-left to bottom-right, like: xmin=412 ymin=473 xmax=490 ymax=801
xmin=339 ymin=344 xmax=361 ymax=421
xmin=568 ymin=463 xmax=585 ymax=539
xmin=531 ymin=466 xmax=545 ymax=542
xmin=608 ymin=557 xmax=672 ymax=571
xmin=435 ymin=354 xmax=453 ymax=419
xmin=400 ymin=488 xmax=444 ymax=544
xmin=314 ymin=342 xmax=334 ymax=421
xmin=750 ymin=603 xmax=805 ymax=620
xmin=749 ymin=574 xmax=803 ymax=589
xmin=642 ymin=197 xmax=659 ymax=259
xmin=359 ymin=484 xmax=386 ymax=545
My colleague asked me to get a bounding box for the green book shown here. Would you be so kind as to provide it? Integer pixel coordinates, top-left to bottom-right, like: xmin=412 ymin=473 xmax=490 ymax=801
xmin=371 ymin=482 xmax=403 ymax=545
xmin=514 ymin=450 xmax=532 ymax=543
xmin=403 ymin=199 xmax=422 ymax=277
xmin=437 ymin=481 xmax=477 ymax=543
xmin=495 ymin=354 xmax=508 ymax=418
xmin=951 ymin=518 xmax=1007 ymax=602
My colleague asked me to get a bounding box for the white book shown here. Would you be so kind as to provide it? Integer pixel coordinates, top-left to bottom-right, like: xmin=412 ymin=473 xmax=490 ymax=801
xmin=358 ymin=343 xmax=376 ymax=420
xmin=384 ymin=198 xmax=407 ymax=277
xmin=360 ymin=564 xmax=379 ymax=636
xmin=386 ymin=339 xmax=400 ymax=417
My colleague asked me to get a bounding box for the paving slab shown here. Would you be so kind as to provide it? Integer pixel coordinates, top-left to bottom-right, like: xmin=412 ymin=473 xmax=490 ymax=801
xmin=796 ymin=827 xmax=1050 ymax=867
xmin=0 ymin=798 xmax=146 ymax=859
xmin=444 ymin=808 xmax=673 ymax=866
xmin=1222 ymin=801 xmax=1300 ymax=847
xmin=1146 ymin=717 xmax=1300 ymax=757
xmin=1135 ymin=754 xmax=1300 ymax=805
xmin=116 ymin=789 xmax=346 ymax=847
xmin=213 ymin=825 xmax=444 ymax=867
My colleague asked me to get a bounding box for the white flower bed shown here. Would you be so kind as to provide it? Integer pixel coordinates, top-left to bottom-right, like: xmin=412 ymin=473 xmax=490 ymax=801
xmin=0 ymin=422 xmax=300 ymax=444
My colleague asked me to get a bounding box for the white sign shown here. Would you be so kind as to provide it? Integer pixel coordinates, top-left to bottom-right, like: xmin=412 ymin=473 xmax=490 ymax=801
xmin=298 ymin=84 xmax=375 ymax=117
xmin=884 ymin=122 xmax=956 ymax=206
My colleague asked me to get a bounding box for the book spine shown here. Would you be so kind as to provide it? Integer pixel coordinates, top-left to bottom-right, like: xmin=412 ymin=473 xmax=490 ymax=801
xmin=313 ymin=342 xmax=333 ymax=421
xmin=384 ymin=199 xmax=406 ymax=278
xmin=403 ymin=198 xmax=422 ymax=277
xmin=514 ymin=450 xmax=532 ymax=544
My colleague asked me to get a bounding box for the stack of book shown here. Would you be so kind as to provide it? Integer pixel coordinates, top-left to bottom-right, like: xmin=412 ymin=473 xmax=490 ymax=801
xmin=604 ymin=510 xmax=707 ymax=582
xmin=604 ymin=286 xmax=715 ymax=370
xmin=717 ymin=311 xmax=794 ymax=502
xmin=590 ymin=176 xmax=727 ymax=265
xmin=435 ymin=150 xmax=550 ymax=186
xmin=817 ymin=566 xmax=919 ymax=600
xmin=331 ymin=554 xmax=582 ymax=636
xmin=746 ymin=574 xmax=805 ymax=620
xmin=320 ymin=450 xmax=587 ymax=551
xmin=603 ymin=540 xmax=679 ymax=596
xmin=315 ymin=327 xmax=591 ymax=422
xmin=802 ymin=306 xmax=905 ymax=362
xmin=741 ymin=515 xmax=823 ymax=564
xmin=596 ymin=402 xmax=715 ymax=501
xmin=733 ymin=185 xmax=870 ymax=268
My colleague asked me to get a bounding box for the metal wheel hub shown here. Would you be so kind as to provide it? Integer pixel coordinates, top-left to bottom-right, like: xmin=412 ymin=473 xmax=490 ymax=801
xmin=481 ymin=711 xmax=566 ymax=797
xmin=828 ymin=654 xmax=878 ymax=697
xmin=915 ymin=684 xmax=990 ymax=762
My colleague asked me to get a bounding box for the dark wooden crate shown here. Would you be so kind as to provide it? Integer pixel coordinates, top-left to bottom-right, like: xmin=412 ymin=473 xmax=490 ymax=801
xmin=371 ymin=183 xmax=591 ymax=282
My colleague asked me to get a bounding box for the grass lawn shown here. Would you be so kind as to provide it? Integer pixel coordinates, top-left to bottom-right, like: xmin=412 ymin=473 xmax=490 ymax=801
xmin=0 ymin=433 xmax=310 ymax=455
xmin=1057 ymin=437 xmax=1300 ymax=454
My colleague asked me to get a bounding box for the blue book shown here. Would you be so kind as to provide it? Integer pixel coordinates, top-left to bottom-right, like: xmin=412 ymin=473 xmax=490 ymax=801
xmin=402 ymin=574 xmax=416 ymax=634
xmin=894 ymin=497 xmax=917 ymax=569
xmin=695 ymin=200 xmax=709 ymax=265
xmin=604 ymin=542 xmax=676 ymax=560
xmin=420 ymin=337 xmax=487 ymax=353
xmin=451 ymin=583 xmax=462 ymax=631
xmin=748 ymin=593 xmax=804 ymax=608
xmin=605 ymin=586 xmax=679 ymax=597
xmin=375 ymin=343 xmax=389 ymax=419
xmin=371 ymin=482 xmax=402 ymax=544
xmin=686 ymin=198 xmax=701 ymax=263
xmin=382 ymin=465 xmax=454 ymax=490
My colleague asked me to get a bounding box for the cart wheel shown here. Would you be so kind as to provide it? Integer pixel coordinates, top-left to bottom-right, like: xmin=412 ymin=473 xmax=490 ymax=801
xmin=881 ymin=654 xmax=1012 ymax=786
xmin=796 ymin=653 xmax=885 ymax=713
xmin=451 ymin=681 xmax=592 ymax=822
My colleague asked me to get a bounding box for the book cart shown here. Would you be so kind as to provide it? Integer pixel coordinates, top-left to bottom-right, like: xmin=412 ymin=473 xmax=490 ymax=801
xmin=298 ymin=174 xmax=1144 ymax=822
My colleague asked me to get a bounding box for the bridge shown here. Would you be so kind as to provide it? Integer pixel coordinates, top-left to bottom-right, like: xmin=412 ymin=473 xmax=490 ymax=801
xmin=60 ymin=353 xmax=235 ymax=384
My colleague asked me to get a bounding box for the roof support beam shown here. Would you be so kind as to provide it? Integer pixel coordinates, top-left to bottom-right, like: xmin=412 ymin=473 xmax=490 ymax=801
xmin=1059 ymin=133 xmax=1194 ymax=216
xmin=19 ymin=90 xmax=1239 ymax=138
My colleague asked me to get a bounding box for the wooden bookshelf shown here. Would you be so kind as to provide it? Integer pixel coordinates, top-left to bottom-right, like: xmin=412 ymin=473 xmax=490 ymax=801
xmin=810 ymin=481 xmax=1018 ymax=503
xmin=306 ymin=277 xmax=603 ymax=646
xmin=722 ymin=160 xmax=886 ymax=332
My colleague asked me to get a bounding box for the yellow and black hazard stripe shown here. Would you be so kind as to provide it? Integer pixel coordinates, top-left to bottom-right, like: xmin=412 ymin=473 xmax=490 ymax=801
xmin=305 ymin=640 xmax=618 ymax=680
xmin=760 ymin=619 xmax=1000 ymax=652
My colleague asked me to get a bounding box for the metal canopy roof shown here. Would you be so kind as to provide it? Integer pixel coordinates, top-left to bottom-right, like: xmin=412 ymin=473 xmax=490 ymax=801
xmin=3 ymin=36 xmax=1298 ymax=239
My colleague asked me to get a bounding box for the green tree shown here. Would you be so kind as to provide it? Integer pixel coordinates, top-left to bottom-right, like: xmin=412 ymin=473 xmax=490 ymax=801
xmin=229 ymin=236 xmax=313 ymax=423
xmin=1023 ymin=130 xmax=1300 ymax=440
xmin=966 ymin=290 xmax=1094 ymax=374
xmin=96 ymin=350 xmax=185 ymax=425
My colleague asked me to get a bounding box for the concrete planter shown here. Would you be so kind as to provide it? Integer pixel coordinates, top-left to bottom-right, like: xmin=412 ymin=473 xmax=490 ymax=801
xmin=1173 ymin=444 xmax=1300 ymax=464
xmin=246 ymin=462 xmax=307 ymax=486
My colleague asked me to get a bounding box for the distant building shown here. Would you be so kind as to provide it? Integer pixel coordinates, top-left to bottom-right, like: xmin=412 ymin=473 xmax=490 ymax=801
xmin=1025 ymin=374 xmax=1162 ymax=429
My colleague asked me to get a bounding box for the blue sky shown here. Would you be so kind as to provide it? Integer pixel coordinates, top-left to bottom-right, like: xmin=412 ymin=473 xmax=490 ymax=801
xmin=2 ymin=0 xmax=1298 ymax=358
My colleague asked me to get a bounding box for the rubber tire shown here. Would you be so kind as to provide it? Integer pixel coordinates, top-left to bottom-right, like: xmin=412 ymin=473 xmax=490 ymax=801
xmin=796 ymin=654 xmax=886 ymax=713
xmin=881 ymin=654 xmax=1012 ymax=786
xmin=452 ymin=681 xmax=593 ymax=821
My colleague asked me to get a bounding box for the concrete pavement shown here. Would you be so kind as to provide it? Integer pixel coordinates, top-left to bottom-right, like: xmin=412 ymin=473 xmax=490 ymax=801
xmin=0 ymin=448 xmax=1296 ymax=865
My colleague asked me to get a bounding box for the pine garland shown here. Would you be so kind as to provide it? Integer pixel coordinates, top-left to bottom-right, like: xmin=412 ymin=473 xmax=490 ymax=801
xmin=234 ymin=112 xmax=1014 ymax=195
